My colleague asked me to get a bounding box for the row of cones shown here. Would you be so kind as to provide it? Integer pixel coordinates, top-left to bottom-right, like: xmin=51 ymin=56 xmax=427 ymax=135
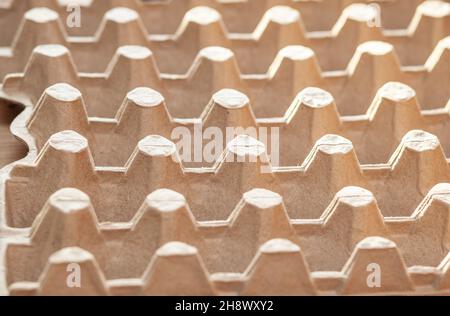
xmin=3 ymin=128 xmax=450 ymax=226
xmin=0 ymin=0 xmax=444 ymax=38
xmin=0 ymin=2 xmax=449 ymax=76
xmin=2 ymin=38 xmax=449 ymax=119
xmin=4 ymin=185 xmax=450 ymax=295
xmin=10 ymin=80 xmax=450 ymax=168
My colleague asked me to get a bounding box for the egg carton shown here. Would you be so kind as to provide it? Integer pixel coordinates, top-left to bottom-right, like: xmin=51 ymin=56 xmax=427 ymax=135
xmin=2 ymin=169 xmax=450 ymax=295
xmin=1 ymin=0 xmax=450 ymax=296
xmin=0 ymin=45 xmax=449 ymax=168
xmin=1 ymin=36 xmax=449 ymax=118
xmin=0 ymin=1 xmax=449 ymax=79
xmin=6 ymin=238 xmax=450 ymax=296
xmin=0 ymin=0 xmax=436 ymax=43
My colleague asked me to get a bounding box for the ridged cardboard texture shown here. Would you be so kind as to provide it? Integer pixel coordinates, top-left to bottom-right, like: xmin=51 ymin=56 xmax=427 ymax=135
xmin=0 ymin=0 xmax=449 ymax=296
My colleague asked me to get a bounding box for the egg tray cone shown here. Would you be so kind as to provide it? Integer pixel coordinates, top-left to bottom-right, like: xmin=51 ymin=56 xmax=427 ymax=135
xmin=0 ymin=0 xmax=450 ymax=296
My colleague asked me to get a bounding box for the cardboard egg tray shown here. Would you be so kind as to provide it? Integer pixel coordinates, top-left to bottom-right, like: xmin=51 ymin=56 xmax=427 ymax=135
xmin=0 ymin=0 xmax=435 ymax=40
xmin=0 ymin=1 xmax=449 ymax=77
xmin=0 ymin=0 xmax=450 ymax=296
